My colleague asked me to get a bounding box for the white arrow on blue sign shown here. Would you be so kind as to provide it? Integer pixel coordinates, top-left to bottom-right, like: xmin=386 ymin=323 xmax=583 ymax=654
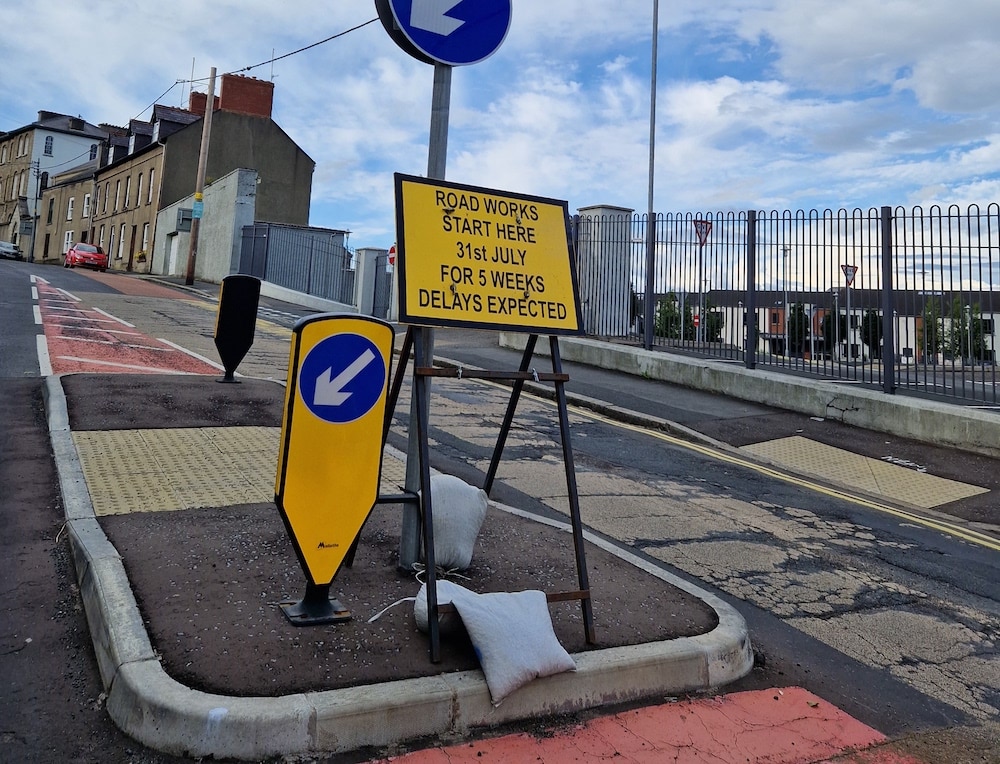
xmin=384 ymin=0 xmax=512 ymax=66
xmin=299 ymin=334 xmax=387 ymax=423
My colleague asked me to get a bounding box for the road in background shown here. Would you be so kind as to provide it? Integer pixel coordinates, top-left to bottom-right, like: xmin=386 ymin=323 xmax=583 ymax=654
xmin=1 ymin=260 xmax=997 ymax=762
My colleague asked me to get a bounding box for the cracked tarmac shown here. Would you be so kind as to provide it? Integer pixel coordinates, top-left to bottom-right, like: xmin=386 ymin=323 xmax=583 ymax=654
xmin=399 ymin=374 xmax=1000 ymax=726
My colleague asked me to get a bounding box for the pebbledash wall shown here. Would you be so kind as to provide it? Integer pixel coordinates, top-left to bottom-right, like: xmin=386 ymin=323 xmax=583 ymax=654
xmin=152 ymin=168 xmax=258 ymax=283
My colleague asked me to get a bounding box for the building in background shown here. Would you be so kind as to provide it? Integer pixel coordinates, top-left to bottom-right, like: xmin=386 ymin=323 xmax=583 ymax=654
xmin=35 ymin=74 xmax=314 ymax=275
xmin=0 ymin=112 xmax=109 ymax=257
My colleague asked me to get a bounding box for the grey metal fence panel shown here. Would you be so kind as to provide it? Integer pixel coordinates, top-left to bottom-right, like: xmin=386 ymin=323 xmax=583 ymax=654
xmin=238 ymin=223 xmax=357 ymax=306
xmin=573 ymin=213 xmax=638 ymax=339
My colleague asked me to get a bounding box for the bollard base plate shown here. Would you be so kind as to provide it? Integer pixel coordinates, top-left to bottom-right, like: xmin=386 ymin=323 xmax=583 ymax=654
xmin=279 ymin=583 xmax=351 ymax=625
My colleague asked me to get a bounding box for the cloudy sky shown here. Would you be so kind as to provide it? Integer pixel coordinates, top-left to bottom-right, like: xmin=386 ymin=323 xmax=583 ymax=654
xmin=3 ymin=0 xmax=999 ymax=251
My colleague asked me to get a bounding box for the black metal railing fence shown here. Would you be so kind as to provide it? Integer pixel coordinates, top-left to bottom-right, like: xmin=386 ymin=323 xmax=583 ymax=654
xmin=572 ymin=204 xmax=1000 ymax=404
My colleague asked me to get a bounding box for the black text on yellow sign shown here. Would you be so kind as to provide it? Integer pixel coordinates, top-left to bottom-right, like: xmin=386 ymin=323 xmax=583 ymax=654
xmin=394 ymin=173 xmax=583 ymax=334
xmin=275 ymin=314 xmax=394 ymax=586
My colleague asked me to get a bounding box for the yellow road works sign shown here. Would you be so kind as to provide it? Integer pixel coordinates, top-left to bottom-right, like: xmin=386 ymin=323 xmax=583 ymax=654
xmin=275 ymin=314 xmax=394 ymax=585
xmin=394 ymin=173 xmax=582 ymax=334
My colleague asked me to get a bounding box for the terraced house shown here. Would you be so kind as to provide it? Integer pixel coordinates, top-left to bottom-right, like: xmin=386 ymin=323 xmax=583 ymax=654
xmin=0 ymin=111 xmax=109 ymax=257
xmin=36 ymin=74 xmax=314 ymax=275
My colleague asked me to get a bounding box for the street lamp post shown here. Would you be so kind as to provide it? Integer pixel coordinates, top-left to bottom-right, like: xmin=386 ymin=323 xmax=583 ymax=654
xmin=782 ymin=246 xmax=789 ymax=357
xmin=698 ymin=244 xmax=705 ymax=344
xmin=831 ymin=288 xmax=839 ymax=360
xmin=737 ymin=300 xmax=743 ymax=351
xmin=808 ymin=306 xmax=815 ymax=361
xmin=966 ymin=304 xmax=973 ymax=364
xmin=642 ymin=0 xmax=659 ymax=350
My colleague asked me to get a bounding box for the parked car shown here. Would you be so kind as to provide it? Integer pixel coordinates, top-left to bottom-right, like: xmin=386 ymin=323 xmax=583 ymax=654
xmin=0 ymin=241 xmax=24 ymax=260
xmin=64 ymin=243 xmax=108 ymax=271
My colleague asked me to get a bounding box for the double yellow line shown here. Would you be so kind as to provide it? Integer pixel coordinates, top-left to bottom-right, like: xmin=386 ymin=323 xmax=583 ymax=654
xmin=473 ymin=376 xmax=1000 ymax=553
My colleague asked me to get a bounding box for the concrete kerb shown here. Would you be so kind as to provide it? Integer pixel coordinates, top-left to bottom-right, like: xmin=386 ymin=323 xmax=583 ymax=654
xmin=500 ymin=333 xmax=1000 ymax=460
xmin=44 ymin=374 xmax=754 ymax=760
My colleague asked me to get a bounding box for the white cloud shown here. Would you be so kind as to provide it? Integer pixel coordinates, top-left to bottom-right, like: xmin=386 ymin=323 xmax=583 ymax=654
xmin=3 ymin=0 xmax=1000 ymax=244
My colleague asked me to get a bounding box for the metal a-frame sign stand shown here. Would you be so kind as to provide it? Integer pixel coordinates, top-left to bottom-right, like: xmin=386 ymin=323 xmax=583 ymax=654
xmin=379 ymin=326 xmax=596 ymax=663
xmin=377 ymin=173 xmax=596 ymax=663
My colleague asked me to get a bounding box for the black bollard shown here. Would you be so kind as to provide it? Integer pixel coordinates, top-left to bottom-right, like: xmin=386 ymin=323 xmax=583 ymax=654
xmin=214 ymin=275 xmax=261 ymax=382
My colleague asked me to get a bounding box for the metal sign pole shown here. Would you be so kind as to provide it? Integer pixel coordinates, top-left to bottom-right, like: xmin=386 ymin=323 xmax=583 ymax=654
xmin=400 ymin=63 xmax=452 ymax=571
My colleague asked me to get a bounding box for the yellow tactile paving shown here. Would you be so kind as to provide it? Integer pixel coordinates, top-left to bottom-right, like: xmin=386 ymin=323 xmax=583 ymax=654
xmin=740 ymin=436 xmax=988 ymax=509
xmin=72 ymin=427 xmax=408 ymax=515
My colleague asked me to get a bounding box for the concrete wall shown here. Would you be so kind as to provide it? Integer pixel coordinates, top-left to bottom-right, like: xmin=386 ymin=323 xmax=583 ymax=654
xmin=499 ymin=332 xmax=1000 ymax=460
xmin=153 ymin=168 xmax=257 ymax=282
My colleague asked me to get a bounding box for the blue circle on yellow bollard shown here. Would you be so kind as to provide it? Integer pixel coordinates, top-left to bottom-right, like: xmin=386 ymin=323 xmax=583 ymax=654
xmin=299 ymin=334 xmax=388 ymax=424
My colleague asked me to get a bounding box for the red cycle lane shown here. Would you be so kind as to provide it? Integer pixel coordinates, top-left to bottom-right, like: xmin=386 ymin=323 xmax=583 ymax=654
xmin=36 ymin=278 xmax=221 ymax=376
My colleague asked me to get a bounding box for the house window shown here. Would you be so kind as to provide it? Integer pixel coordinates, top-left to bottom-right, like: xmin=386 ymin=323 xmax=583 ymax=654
xmin=82 ymin=193 xmax=91 ymax=218
xmin=98 ymin=225 xmax=105 ymax=249
xmin=123 ymin=176 xmax=131 ymax=208
xmin=44 ymin=136 xmax=54 ymax=156
xmin=46 ymin=198 xmax=54 ymax=224
xmin=118 ymin=224 xmax=126 ymax=259
xmin=90 ymin=144 xmax=99 ymax=161
xmin=103 ymin=182 xmax=110 ymax=213
xmin=67 ymin=197 xmax=75 ymax=221
xmin=135 ymin=173 xmax=143 ymax=207
xmin=148 ymin=168 xmax=155 ymax=204
xmin=141 ymin=222 xmax=149 ymax=251
xmin=771 ymin=313 xmax=779 ymax=326
xmin=1 ymin=145 xmax=7 ymax=163
xmin=114 ymin=180 xmax=121 ymax=211
xmin=63 ymin=231 xmax=74 ymax=253
xmin=94 ymin=186 xmax=100 ymax=214
xmin=108 ymin=227 xmax=114 ymax=256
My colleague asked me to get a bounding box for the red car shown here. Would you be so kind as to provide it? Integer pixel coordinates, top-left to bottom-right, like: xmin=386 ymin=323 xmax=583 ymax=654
xmin=64 ymin=243 xmax=108 ymax=271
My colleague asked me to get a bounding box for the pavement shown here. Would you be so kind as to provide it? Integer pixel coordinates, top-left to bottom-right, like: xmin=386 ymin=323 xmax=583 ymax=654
xmin=40 ymin=275 xmax=1000 ymax=762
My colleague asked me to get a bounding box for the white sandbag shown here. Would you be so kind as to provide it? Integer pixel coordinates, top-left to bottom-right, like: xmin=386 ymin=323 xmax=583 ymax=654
xmin=412 ymin=579 xmax=465 ymax=636
xmin=421 ymin=474 xmax=488 ymax=571
xmin=453 ymin=588 xmax=576 ymax=704
xmin=412 ymin=580 xmax=576 ymax=704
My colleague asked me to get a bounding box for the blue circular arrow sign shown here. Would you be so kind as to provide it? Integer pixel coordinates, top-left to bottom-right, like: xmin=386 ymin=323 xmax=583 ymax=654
xmin=299 ymin=333 xmax=388 ymax=424
xmin=383 ymin=0 xmax=512 ymax=66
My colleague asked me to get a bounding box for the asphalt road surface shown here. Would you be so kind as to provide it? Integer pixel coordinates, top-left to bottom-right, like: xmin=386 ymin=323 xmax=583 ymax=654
xmin=1 ymin=259 xmax=997 ymax=762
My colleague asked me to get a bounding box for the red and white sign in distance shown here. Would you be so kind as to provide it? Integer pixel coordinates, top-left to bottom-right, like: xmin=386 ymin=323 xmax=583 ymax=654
xmin=693 ymin=219 xmax=712 ymax=247
xmin=841 ymin=264 xmax=858 ymax=286
xmin=35 ymin=277 xmax=222 ymax=376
